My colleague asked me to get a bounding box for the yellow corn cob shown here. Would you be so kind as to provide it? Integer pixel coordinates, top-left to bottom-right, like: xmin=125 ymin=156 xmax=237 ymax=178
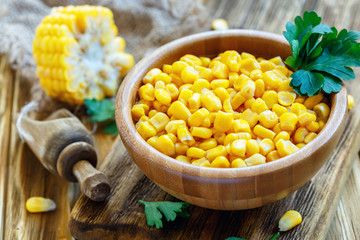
xmin=33 ymin=5 xmax=134 ymax=105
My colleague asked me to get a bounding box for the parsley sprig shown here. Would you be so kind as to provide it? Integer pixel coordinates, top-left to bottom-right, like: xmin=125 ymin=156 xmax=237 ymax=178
xmin=84 ymin=98 xmax=118 ymax=135
xmin=283 ymin=11 xmax=360 ymax=96
xmin=139 ymin=200 xmax=190 ymax=228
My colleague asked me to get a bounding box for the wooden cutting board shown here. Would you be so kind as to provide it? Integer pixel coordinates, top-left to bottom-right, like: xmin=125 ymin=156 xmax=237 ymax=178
xmin=69 ymin=105 xmax=360 ymax=240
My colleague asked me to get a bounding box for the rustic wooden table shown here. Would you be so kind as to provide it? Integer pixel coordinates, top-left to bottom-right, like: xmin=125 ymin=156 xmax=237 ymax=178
xmin=1 ymin=0 xmax=360 ymax=239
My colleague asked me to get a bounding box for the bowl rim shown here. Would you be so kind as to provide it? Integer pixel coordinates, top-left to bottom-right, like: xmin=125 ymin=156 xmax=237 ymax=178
xmin=115 ymin=29 xmax=348 ymax=179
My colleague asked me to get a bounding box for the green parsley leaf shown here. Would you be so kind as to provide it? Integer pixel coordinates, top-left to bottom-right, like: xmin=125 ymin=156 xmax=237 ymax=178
xmin=84 ymin=98 xmax=118 ymax=135
xmin=283 ymin=11 xmax=360 ymax=96
xmin=139 ymin=200 xmax=190 ymax=228
xmin=269 ymin=232 xmax=280 ymax=240
xmin=84 ymin=99 xmax=115 ymax=122
xmin=103 ymin=121 xmax=118 ymax=135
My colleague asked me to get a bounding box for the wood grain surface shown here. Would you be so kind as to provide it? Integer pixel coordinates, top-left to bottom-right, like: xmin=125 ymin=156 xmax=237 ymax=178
xmin=1 ymin=0 xmax=360 ymax=239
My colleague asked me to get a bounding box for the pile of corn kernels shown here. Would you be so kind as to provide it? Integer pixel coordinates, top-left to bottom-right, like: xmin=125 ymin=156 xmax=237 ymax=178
xmin=131 ymin=51 xmax=330 ymax=168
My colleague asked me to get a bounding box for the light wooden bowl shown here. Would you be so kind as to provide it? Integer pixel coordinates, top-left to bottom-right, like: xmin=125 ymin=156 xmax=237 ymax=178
xmin=115 ymin=30 xmax=348 ymax=210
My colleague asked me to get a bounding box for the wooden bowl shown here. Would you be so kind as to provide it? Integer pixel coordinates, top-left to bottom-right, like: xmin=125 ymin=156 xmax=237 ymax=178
xmin=115 ymin=30 xmax=348 ymax=210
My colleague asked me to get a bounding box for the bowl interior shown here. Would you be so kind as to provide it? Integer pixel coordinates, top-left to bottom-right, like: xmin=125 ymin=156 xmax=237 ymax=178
xmin=115 ymin=30 xmax=347 ymax=179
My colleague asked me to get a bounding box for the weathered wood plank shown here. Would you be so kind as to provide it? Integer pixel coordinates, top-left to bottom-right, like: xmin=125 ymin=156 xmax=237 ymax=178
xmin=0 ymin=56 xmax=14 ymax=239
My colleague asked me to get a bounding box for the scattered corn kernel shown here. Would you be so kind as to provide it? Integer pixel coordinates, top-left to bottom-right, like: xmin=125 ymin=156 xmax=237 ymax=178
xmin=211 ymin=18 xmax=229 ymax=30
xmin=279 ymin=210 xmax=302 ymax=232
xmin=348 ymin=94 xmax=354 ymax=109
xmin=26 ymin=197 xmax=56 ymax=213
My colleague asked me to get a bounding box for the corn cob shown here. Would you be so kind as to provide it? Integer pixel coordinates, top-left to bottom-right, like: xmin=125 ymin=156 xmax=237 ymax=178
xmin=33 ymin=5 xmax=134 ymax=105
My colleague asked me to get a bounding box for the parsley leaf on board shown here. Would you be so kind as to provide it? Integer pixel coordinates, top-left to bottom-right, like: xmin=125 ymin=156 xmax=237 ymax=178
xmin=139 ymin=200 xmax=190 ymax=228
xmin=283 ymin=11 xmax=360 ymax=96
xmin=225 ymin=237 xmax=247 ymax=240
xmin=84 ymin=99 xmax=118 ymax=135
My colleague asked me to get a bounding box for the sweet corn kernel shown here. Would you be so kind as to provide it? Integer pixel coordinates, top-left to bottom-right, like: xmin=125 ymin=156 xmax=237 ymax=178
xmin=191 ymin=79 xmax=211 ymax=93
xmin=290 ymin=103 xmax=307 ymax=115
xmin=177 ymin=126 xmax=195 ymax=146
xmin=188 ymin=93 xmax=201 ymax=111
xmin=170 ymin=73 xmax=184 ymax=86
xmin=180 ymin=54 xmax=202 ymax=66
xmin=178 ymin=88 xmax=193 ymax=105
xmin=272 ymin=104 xmax=288 ymax=117
xmin=233 ymin=74 xmax=250 ymax=91
xmin=147 ymin=136 xmax=158 ymax=148
xmin=200 ymin=116 xmax=212 ymax=128
xmin=276 ymin=139 xmax=299 ymax=157
xmin=137 ymin=121 xmax=157 ymax=140
xmin=259 ymin=138 xmax=275 ymax=155
xmin=223 ymin=98 xmax=234 ymax=113
xmin=298 ymin=111 xmax=317 ymax=127
xmin=210 ymin=156 xmax=230 ymax=168
xmin=231 ymin=92 xmax=246 ymax=110
xmin=262 ymin=90 xmax=278 ymax=108
xmin=214 ymin=87 xmax=230 ymax=102
xmin=211 ymin=18 xmax=229 ymax=30
xmin=199 ymin=138 xmax=217 ymax=150
xmin=149 ymin=112 xmax=170 ymax=132
xmin=200 ymin=57 xmax=211 ymax=67
xmin=202 ymin=91 xmax=222 ymax=112
xmin=162 ymin=64 xmax=172 ymax=74
xmin=305 ymin=121 xmax=322 ymax=132
xmin=230 ymin=139 xmax=247 ymax=157
xmin=294 ymin=127 xmax=308 ymax=143
xmin=272 ymin=123 xmax=282 ymax=134
xmin=245 ymin=153 xmax=266 ymax=166
xmin=246 ymin=139 xmax=260 ymax=156
xmin=26 ymin=197 xmax=56 ymax=213
xmin=253 ymin=124 xmax=276 ymax=140
xmin=211 ymin=79 xmax=230 ymax=89
xmin=206 ymin=145 xmax=227 ymax=162
xmin=224 ymin=133 xmax=239 ymax=146
xmin=260 ymin=60 xmax=276 ymax=72
xmin=250 ymin=69 xmax=263 ymax=80
xmin=348 ymin=94 xmax=354 ymax=109
xmin=143 ymin=68 xmax=162 ymax=84
xmin=191 ymin=157 xmax=211 ymax=167
xmin=155 ymin=80 xmax=166 ymax=90
xmin=254 ymin=79 xmax=265 ymax=98
xmin=262 ymin=70 xmax=281 ymax=90
xmin=239 ymin=59 xmax=260 ymax=76
xmin=278 ymin=91 xmax=296 ymax=106
xmin=167 ymin=101 xmax=191 ymax=121
xmin=239 ymin=109 xmax=259 ymax=128
xmin=211 ymin=61 xmax=229 ymax=79
xmin=155 ymin=135 xmax=175 ymax=156
xmin=181 ymin=66 xmax=199 ymax=84
xmin=251 ymin=98 xmax=268 ymax=114
xmin=175 ymin=155 xmax=191 ymax=164
xmin=241 ymin=52 xmax=256 ymax=60
xmin=280 ymin=112 xmax=298 ymax=131
xmin=304 ymin=132 xmax=318 ymax=144
xmin=232 ymin=119 xmax=251 ymax=133
xmin=304 ymin=93 xmax=323 ymax=109
xmin=131 ymin=104 xmax=146 ymax=121
xmin=213 ymin=131 xmax=226 ymax=145
xmin=244 ymin=98 xmax=256 ymax=109
xmin=279 ymin=210 xmax=302 ymax=232
xmin=239 ymin=80 xmax=256 ymax=99
xmin=172 ymin=61 xmax=188 ymax=74
xmin=166 ymin=83 xmax=179 ymax=100
xmin=317 ymin=120 xmax=326 ymax=132
xmin=296 ymin=143 xmax=306 ymax=148
xmin=313 ymin=103 xmax=330 ymax=119
xmin=155 ymin=73 xmax=171 ymax=84
xmin=259 ymin=110 xmax=278 ymax=128
xmin=166 ymin=133 xmax=177 ymax=143
xmin=188 ymin=108 xmax=209 ymax=127
xmin=191 ymin=127 xmax=213 ymax=139
xmin=214 ymin=111 xmax=233 ymax=132
xmin=231 ymin=158 xmax=247 ymax=168
xmin=266 ymin=150 xmax=280 ymax=162
xmin=175 ymin=143 xmax=189 ymax=155
xmin=138 ymin=83 xmax=155 ymax=101
xmin=165 ymin=120 xmax=186 ymax=134
xmin=187 ymin=147 xmax=206 ymax=159
xmin=274 ymin=131 xmax=290 ymax=143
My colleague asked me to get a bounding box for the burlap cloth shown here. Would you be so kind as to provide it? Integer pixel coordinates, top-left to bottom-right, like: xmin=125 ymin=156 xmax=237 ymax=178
xmin=0 ymin=0 xmax=210 ymax=113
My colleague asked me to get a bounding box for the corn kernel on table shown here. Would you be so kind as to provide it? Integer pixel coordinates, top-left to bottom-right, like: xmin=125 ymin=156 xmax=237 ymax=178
xmin=1 ymin=0 xmax=360 ymax=239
